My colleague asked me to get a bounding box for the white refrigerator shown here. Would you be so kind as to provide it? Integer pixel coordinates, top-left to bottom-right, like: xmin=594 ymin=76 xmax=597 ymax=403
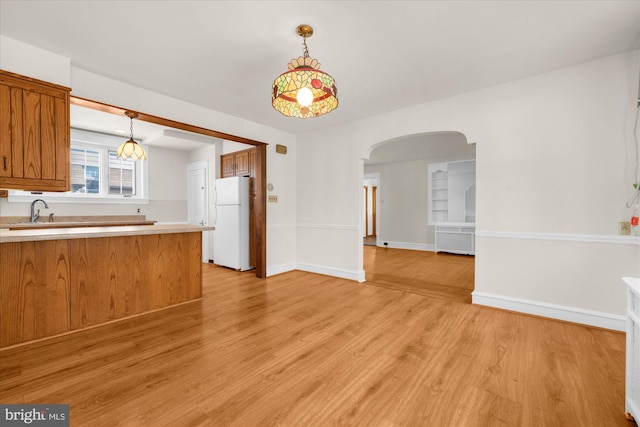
xmin=213 ymin=176 xmax=252 ymax=271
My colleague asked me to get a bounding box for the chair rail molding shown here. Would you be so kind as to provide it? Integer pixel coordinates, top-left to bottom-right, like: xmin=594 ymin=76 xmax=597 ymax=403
xmin=476 ymin=230 xmax=640 ymax=246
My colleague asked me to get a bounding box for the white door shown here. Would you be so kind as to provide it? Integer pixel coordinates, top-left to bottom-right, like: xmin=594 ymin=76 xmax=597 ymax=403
xmin=187 ymin=161 xmax=209 ymax=262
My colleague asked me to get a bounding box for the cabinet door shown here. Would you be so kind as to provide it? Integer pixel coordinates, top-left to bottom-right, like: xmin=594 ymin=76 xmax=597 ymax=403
xmin=221 ymin=153 xmax=235 ymax=177
xmin=235 ymin=150 xmax=249 ymax=176
xmin=69 ymin=234 xmax=202 ymax=330
xmin=0 ymin=241 xmax=71 ymax=347
xmin=0 ymin=83 xmax=15 ymax=179
xmin=0 ymin=70 xmax=70 ymax=192
xmin=248 ymin=147 xmax=256 ymax=178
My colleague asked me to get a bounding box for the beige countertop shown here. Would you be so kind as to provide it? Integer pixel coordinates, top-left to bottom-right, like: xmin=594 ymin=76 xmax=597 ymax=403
xmin=3 ymin=220 xmax=157 ymax=230
xmin=0 ymin=215 xmax=155 ymax=230
xmin=0 ymin=224 xmax=214 ymax=243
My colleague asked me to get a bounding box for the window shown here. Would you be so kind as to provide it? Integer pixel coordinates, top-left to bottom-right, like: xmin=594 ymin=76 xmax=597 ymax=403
xmin=108 ymin=151 xmax=135 ymax=195
xmin=71 ymin=147 xmax=100 ymax=194
xmin=8 ymin=128 xmax=148 ymax=204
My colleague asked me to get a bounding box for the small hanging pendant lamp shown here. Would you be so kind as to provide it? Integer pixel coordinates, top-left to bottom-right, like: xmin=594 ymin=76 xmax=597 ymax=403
xmin=117 ymin=111 xmax=147 ymax=161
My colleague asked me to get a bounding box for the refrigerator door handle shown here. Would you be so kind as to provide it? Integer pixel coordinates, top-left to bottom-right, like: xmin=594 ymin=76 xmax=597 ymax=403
xmin=213 ymin=186 xmax=217 ymax=227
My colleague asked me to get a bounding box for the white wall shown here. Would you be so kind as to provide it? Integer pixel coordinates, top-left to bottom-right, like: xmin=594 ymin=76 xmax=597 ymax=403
xmin=189 ymin=143 xmax=218 ymax=260
xmin=222 ymin=141 xmax=252 ymax=155
xmin=0 ymin=145 xmax=190 ymax=223
xmin=364 ymin=147 xmax=476 ymax=249
xmin=297 ymin=50 xmax=640 ymax=328
xmin=367 ymin=159 xmax=430 ymax=248
xmin=296 ymin=137 xmax=365 ymax=281
xmin=267 ymin=140 xmax=297 ymax=275
xmin=0 ymin=35 xmax=70 ymax=86
xmin=146 ymin=146 xmax=190 ymax=223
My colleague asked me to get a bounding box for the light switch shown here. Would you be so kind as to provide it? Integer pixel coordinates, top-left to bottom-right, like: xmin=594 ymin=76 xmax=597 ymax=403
xmin=268 ymin=195 xmax=278 ymax=203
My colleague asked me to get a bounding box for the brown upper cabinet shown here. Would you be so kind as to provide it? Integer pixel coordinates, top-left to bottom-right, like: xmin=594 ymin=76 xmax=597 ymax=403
xmin=0 ymin=70 xmax=71 ymax=192
xmin=221 ymin=148 xmax=254 ymax=178
xmin=221 ymin=153 xmax=235 ymax=178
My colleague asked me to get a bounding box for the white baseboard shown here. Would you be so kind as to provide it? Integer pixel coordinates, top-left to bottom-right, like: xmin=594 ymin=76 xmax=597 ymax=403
xmin=378 ymin=241 xmax=435 ymax=252
xmin=267 ymin=261 xmax=365 ymax=282
xmin=296 ymin=262 xmax=365 ymax=282
xmin=472 ymin=291 xmax=626 ymax=331
xmin=266 ymin=263 xmax=296 ymax=277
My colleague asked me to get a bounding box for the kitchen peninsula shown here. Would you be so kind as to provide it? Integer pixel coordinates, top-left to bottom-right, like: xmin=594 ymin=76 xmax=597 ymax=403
xmin=0 ymin=222 xmax=209 ymax=348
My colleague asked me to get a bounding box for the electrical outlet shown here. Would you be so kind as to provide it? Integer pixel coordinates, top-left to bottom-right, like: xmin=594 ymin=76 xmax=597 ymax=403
xmin=137 ymin=208 xmax=141 ymax=214
xmin=619 ymin=221 xmax=631 ymax=235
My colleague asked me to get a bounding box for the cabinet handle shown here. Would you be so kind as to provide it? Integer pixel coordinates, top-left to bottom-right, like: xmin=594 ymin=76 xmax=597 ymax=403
xmin=2 ymin=156 xmax=6 ymax=171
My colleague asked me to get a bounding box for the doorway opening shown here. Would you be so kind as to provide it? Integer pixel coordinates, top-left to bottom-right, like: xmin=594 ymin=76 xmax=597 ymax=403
xmin=187 ymin=160 xmax=209 ymax=263
xmin=362 ymin=131 xmax=476 ymax=303
xmin=363 ymin=173 xmax=379 ymax=246
xmin=71 ymin=96 xmax=268 ymax=278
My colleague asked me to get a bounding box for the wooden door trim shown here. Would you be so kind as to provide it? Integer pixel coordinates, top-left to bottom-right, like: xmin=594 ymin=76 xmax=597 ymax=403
xmin=71 ymin=96 xmax=264 ymax=147
xmin=364 ymin=186 xmax=369 ymax=236
xmin=372 ymin=186 xmax=377 ymax=237
xmin=254 ymin=144 xmax=267 ymax=277
xmin=70 ymin=96 xmax=268 ymax=278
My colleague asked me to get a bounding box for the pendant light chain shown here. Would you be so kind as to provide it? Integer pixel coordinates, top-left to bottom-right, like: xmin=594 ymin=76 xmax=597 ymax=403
xmin=302 ymin=36 xmax=310 ymax=59
xmin=129 ymin=116 xmax=134 ymax=140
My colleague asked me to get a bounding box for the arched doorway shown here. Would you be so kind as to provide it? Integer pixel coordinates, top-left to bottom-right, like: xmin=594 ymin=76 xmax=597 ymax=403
xmin=362 ymin=131 xmax=476 ymax=303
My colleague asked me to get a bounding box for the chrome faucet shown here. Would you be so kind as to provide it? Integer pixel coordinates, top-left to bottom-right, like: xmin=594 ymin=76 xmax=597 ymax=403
xmin=30 ymin=199 xmax=49 ymax=223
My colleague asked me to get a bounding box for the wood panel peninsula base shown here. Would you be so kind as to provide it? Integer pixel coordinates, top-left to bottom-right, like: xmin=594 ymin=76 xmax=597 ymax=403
xmin=0 ymin=225 xmax=207 ymax=348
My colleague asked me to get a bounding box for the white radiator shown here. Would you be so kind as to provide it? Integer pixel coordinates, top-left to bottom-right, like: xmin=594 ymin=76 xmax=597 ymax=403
xmin=626 ymin=277 xmax=640 ymax=423
xmin=435 ymin=226 xmax=475 ymax=255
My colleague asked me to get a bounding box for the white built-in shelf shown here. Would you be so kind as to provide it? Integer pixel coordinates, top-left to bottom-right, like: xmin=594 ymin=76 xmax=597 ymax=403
xmin=428 ymin=160 xmax=476 ymax=254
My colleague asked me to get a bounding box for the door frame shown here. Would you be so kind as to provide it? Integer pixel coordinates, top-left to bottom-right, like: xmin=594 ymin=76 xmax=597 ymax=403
xmin=187 ymin=160 xmax=209 ymax=263
xmin=363 ymin=185 xmax=369 ymax=236
xmin=363 ymin=172 xmax=380 ymax=246
xmin=371 ymin=185 xmax=377 ymax=237
xmin=71 ymin=96 xmax=268 ymax=278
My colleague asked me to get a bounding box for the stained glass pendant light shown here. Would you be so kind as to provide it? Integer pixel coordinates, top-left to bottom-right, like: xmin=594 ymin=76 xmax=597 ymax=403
xmin=272 ymin=24 xmax=338 ymax=119
xmin=117 ymin=111 xmax=146 ymax=161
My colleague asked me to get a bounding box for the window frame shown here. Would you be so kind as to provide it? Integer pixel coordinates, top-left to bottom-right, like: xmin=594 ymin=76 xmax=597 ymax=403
xmin=8 ymin=128 xmax=149 ymax=204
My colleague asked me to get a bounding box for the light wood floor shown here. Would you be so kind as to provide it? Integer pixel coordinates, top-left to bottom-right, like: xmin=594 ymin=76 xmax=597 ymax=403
xmin=365 ymin=245 xmax=475 ymax=303
xmin=0 ymin=248 xmax=630 ymax=426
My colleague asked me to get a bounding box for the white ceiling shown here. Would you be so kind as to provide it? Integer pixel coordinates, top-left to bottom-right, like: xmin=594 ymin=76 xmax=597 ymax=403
xmin=70 ymin=104 xmax=218 ymax=151
xmin=365 ymin=132 xmax=475 ymax=165
xmin=1 ymin=0 xmax=638 ymax=140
